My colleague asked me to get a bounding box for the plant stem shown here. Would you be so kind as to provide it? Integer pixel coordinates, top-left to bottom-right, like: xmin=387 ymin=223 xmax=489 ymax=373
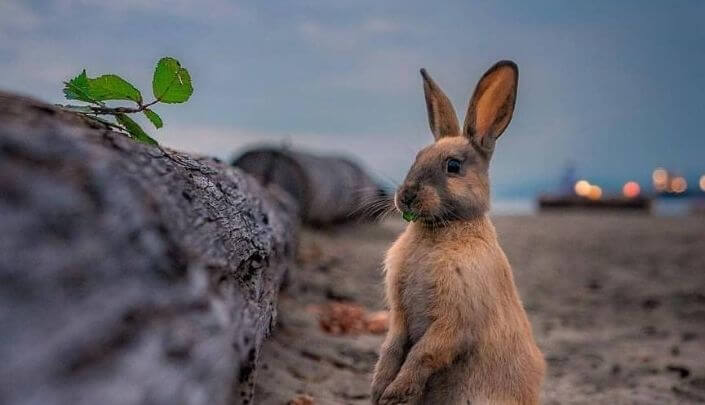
xmin=86 ymin=99 xmax=159 ymax=114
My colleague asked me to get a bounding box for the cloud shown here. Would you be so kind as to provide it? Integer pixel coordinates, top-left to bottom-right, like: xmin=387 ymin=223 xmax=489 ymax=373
xmin=0 ymin=38 xmax=77 ymax=99
xmin=321 ymin=48 xmax=422 ymax=92
xmin=361 ymin=17 xmax=403 ymax=34
xmin=295 ymin=15 xmax=426 ymax=93
xmin=296 ymin=16 xmax=421 ymax=93
xmin=0 ymin=1 xmax=40 ymax=39
xmin=298 ymin=17 xmax=404 ymax=51
xmin=52 ymin=0 xmax=251 ymax=22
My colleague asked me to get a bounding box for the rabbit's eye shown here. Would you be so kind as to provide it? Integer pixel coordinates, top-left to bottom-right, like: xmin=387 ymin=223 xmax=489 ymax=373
xmin=446 ymin=158 xmax=462 ymax=174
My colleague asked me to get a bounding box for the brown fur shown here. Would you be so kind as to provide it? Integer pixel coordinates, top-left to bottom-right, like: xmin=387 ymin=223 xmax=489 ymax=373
xmin=421 ymin=68 xmax=460 ymax=140
xmin=371 ymin=61 xmax=545 ymax=405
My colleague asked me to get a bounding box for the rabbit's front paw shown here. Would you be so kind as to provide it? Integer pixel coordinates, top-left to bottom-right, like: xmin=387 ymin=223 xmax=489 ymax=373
xmin=371 ymin=374 xmax=393 ymax=404
xmin=378 ymin=378 xmax=421 ymax=405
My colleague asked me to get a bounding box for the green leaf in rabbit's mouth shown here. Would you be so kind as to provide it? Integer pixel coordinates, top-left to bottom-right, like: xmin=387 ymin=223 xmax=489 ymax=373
xmin=402 ymin=211 xmax=419 ymax=222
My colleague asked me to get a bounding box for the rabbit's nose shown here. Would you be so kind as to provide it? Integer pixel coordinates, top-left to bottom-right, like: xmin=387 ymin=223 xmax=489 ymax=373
xmin=400 ymin=189 xmax=416 ymax=206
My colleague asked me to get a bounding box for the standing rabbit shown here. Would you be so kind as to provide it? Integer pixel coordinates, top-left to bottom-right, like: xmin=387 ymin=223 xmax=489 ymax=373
xmin=371 ymin=61 xmax=545 ymax=405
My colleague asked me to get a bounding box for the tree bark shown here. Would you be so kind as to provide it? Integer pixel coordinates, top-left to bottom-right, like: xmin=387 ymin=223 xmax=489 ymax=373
xmin=234 ymin=148 xmax=387 ymax=226
xmin=0 ymin=91 xmax=297 ymax=405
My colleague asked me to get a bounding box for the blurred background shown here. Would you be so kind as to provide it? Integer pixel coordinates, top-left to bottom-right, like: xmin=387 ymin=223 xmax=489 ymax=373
xmin=2 ymin=2 xmax=705 ymax=404
xmin=2 ymin=0 xmax=704 ymax=214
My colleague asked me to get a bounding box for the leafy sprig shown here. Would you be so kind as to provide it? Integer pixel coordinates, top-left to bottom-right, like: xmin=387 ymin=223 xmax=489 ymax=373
xmin=59 ymin=57 xmax=193 ymax=145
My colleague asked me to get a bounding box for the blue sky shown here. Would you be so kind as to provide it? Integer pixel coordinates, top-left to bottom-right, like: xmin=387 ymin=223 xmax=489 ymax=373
xmin=1 ymin=0 xmax=704 ymax=197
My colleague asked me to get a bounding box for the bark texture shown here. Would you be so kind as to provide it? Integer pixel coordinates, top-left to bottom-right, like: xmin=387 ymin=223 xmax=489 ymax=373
xmin=234 ymin=148 xmax=387 ymax=226
xmin=0 ymin=91 xmax=297 ymax=405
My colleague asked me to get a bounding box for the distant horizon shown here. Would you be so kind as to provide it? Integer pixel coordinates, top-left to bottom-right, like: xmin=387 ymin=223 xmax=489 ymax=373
xmin=230 ymin=142 xmax=704 ymax=199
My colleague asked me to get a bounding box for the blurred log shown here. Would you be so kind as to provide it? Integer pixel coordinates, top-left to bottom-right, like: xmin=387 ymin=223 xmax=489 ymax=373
xmin=233 ymin=147 xmax=387 ymax=225
xmin=0 ymin=91 xmax=297 ymax=405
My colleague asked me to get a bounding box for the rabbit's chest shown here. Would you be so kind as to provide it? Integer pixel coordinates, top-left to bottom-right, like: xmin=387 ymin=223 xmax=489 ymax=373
xmin=398 ymin=264 xmax=435 ymax=343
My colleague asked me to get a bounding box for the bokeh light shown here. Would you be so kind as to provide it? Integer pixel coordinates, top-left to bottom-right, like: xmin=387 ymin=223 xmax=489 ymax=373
xmin=587 ymin=185 xmax=602 ymax=200
xmin=700 ymin=175 xmax=705 ymax=192
xmin=652 ymin=168 xmax=668 ymax=191
xmin=622 ymin=181 xmax=640 ymax=198
xmin=574 ymin=180 xmax=591 ymax=197
xmin=670 ymin=176 xmax=687 ymax=194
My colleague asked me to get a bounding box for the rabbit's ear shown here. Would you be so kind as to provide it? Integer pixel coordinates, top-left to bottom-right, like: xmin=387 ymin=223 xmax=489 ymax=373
xmin=463 ymin=61 xmax=518 ymax=152
xmin=421 ymin=68 xmax=460 ymax=141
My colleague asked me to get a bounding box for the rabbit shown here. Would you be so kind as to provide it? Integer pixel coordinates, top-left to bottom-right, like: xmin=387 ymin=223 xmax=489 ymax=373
xmin=371 ymin=61 xmax=545 ymax=405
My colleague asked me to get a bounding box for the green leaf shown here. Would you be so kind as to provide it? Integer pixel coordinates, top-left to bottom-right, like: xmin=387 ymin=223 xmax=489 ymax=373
xmin=115 ymin=114 xmax=158 ymax=145
xmin=143 ymin=108 xmax=163 ymax=129
xmin=63 ymin=70 xmax=142 ymax=104
xmin=88 ymin=74 xmax=142 ymax=103
xmin=63 ymin=70 xmax=94 ymax=103
xmin=402 ymin=211 xmax=418 ymax=222
xmin=152 ymin=57 xmax=193 ymax=103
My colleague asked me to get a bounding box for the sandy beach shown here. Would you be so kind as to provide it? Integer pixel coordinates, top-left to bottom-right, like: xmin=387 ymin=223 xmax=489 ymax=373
xmin=254 ymin=212 xmax=705 ymax=404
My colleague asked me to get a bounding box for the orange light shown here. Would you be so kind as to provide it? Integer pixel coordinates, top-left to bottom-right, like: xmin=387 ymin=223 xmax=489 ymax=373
xmin=574 ymin=180 xmax=591 ymax=197
xmin=670 ymin=177 xmax=687 ymax=194
xmin=587 ymin=185 xmax=602 ymax=200
xmin=700 ymin=175 xmax=705 ymax=192
xmin=622 ymin=181 xmax=640 ymax=198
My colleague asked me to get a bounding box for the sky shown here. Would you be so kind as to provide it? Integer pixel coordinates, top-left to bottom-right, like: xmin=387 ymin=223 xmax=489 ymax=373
xmin=1 ymin=0 xmax=704 ymax=198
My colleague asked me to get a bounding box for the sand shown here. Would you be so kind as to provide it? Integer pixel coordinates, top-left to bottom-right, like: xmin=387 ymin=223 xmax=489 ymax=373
xmin=254 ymin=212 xmax=705 ymax=404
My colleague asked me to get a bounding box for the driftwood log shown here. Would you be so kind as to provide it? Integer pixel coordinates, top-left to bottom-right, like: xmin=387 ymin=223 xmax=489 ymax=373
xmin=0 ymin=92 xmax=297 ymax=405
xmin=234 ymin=148 xmax=387 ymax=225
